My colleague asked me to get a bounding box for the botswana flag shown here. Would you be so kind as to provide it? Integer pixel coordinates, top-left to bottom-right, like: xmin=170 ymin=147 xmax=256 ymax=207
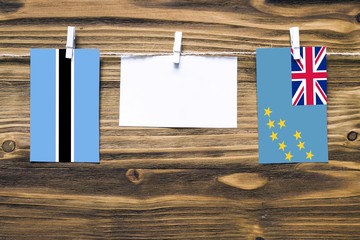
xmin=30 ymin=49 xmax=100 ymax=163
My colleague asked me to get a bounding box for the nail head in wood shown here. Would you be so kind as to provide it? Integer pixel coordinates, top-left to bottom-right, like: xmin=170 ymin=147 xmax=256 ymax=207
xmin=125 ymin=169 xmax=144 ymax=184
xmin=347 ymin=131 xmax=358 ymax=141
xmin=2 ymin=140 xmax=16 ymax=153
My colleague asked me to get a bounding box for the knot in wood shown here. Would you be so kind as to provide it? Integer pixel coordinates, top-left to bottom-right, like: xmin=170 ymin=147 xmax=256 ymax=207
xmin=347 ymin=131 xmax=358 ymax=141
xmin=125 ymin=169 xmax=144 ymax=184
xmin=2 ymin=140 xmax=16 ymax=153
xmin=255 ymin=237 xmax=265 ymax=240
xmin=356 ymin=13 xmax=360 ymax=23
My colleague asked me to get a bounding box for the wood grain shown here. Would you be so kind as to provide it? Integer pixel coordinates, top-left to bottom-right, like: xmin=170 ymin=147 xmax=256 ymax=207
xmin=0 ymin=0 xmax=359 ymax=239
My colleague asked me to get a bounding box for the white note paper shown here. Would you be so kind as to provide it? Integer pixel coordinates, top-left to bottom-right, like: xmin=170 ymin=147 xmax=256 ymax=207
xmin=119 ymin=55 xmax=237 ymax=128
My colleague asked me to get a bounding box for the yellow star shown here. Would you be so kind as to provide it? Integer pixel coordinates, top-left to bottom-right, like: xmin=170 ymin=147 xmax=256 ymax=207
xmin=278 ymin=119 xmax=286 ymax=128
xmin=293 ymin=130 xmax=301 ymax=140
xmin=270 ymin=131 xmax=278 ymax=141
xmin=267 ymin=119 xmax=275 ymax=129
xmin=285 ymin=151 xmax=293 ymax=161
xmin=306 ymin=151 xmax=314 ymax=160
xmin=297 ymin=141 xmax=305 ymax=150
xmin=264 ymin=107 xmax=272 ymax=117
xmin=278 ymin=141 xmax=287 ymax=151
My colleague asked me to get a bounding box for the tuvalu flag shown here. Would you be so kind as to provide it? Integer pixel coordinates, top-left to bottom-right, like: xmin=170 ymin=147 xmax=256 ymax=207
xmin=256 ymin=47 xmax=328 ymax=164
xmin=30 ymin=49 xmax=100 ymax=163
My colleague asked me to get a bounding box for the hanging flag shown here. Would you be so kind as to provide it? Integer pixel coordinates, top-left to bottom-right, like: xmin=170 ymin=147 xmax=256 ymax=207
xmin=30 ymin=49 xmax=100 ymax=163
xmin=256 ymin=47 xmax=328 ymax=164
xmin=291 ymin=46 xmax=327 ymax=106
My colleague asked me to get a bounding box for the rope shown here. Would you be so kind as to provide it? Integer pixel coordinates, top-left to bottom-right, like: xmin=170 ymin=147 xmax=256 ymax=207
xmin=0 ymin=51 xmax=359 ymax=58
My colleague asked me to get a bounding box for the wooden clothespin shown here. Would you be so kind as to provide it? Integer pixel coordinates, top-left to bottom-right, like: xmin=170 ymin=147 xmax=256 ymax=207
xmin=66 ymin=26 xmax=76 ymax=59
xmin=290 ymin=27 xmax=300 ymax=60
xmin=173 ymin=31 xmax=182 ymax=64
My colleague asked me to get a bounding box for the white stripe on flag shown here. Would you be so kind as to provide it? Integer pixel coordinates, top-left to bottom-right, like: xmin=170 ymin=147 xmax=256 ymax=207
xmin=71 ymin=54 xmax=75 ymax=162
xmin=55 ymin=49 xmax=59 ymax=163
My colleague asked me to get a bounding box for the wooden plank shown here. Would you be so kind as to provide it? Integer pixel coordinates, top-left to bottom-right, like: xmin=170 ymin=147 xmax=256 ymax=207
xmin=0 ymin=0 xmax=359 ymax=239
xmin=0 ymin=164 xmax=360 ymax=239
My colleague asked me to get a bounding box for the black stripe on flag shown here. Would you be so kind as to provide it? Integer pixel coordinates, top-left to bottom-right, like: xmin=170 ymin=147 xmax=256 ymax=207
xmin=59 ymin=49 xmax=71 ymax=162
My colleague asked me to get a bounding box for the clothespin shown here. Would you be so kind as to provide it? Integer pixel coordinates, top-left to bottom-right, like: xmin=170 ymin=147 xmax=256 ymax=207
xmin=290 ymin=27 xmax=300 ymax=60
xmin=173 ymin=31 xmax=182 ymax=64
xmin=66 ymin=26 xmax=76 ymax=59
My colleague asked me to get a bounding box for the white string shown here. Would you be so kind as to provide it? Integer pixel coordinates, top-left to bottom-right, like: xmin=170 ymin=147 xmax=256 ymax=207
xmin=107 ymin=51 xmax=258 ymax=57
xmin=0 ymin=53 xmax=31 ymax=57
xmin=326 ymin=52 xmax=360 ymax=56
xmin=0 ymin=51 xmax=359 ymax=58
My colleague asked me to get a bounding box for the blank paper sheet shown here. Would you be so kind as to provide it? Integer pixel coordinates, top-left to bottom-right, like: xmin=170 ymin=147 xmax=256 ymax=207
xmin=119 ymin=55 xmax=237 ymax=128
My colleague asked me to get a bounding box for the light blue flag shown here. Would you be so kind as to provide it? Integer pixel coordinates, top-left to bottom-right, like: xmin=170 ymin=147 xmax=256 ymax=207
xmin=30 ymin=49 xmax=100 ymax=163
xmin=74 ymin=49 xmax=100 ymax=163
xmin=256 ymin=48 xmax=328 ymax=164
xmin=30 ymin=49 xmax=56 ymax=162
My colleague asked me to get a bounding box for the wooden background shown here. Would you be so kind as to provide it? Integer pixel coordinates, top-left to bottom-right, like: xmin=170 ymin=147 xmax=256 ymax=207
xmin=0 ymin=0 xmax=360 ymax=239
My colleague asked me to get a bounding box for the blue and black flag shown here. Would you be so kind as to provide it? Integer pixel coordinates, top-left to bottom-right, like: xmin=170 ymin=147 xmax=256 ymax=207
xmin=30 ymin=49 xmax=100 ymax=163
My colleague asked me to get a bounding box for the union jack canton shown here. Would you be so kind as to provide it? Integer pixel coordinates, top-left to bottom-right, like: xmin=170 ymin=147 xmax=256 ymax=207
xmin=291 ymin=46 xmax=327 ymax=106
